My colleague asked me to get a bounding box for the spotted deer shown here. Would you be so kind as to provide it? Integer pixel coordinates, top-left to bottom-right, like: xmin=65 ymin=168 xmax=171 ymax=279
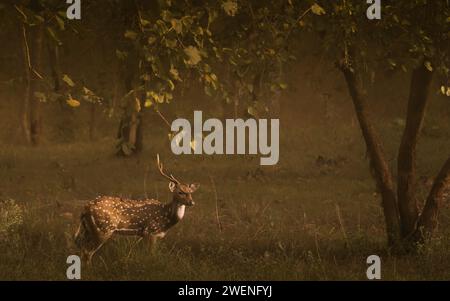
xmin=74 ymin=154 xmax=199 ymax=263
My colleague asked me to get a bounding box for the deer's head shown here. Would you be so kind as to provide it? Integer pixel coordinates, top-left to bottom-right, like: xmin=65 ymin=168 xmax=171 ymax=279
xmin=157 ymin=154 xmax=199 ymax=206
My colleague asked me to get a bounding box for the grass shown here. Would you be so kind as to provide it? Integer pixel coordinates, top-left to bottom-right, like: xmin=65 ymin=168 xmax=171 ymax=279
xmin=0 ymin=81 xmax=449 ymax=280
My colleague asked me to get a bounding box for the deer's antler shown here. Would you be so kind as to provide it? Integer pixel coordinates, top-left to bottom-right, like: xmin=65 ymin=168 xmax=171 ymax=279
xmin=156 ymin=154 xmax=181 ymax=184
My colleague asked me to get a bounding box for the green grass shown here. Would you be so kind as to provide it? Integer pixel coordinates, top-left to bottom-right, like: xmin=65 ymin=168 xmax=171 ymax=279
xmin=0 ymin=89 xmax=449 ymax=280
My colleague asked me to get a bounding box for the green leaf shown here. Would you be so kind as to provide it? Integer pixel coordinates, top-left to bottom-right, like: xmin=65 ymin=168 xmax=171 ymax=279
xmin=222 ymin=0 xmax=238 ymax=17
xmin=116 ymin=50 xmax=128 ymax=60
xmin=148 ymin=35 xmax=157 ymax=45
xmin=66 ymin=96 xmax=80 ymax=107
xmin=140 ymin=18 xmax=150 ymax=26
xmin=144 ymin=99 xmax=153 ymax=107
xmin=170 ymin=67 xmax=182 ymax=81
xmin=311 ymin=3 xmax=326 ymax=15
xmin=62 ymin=74 xmax=75 ymax=87
xmin=34 ymin=92 xmax=46 ymax=102
xmin=441 ymin=86 xmax=450 ymax=97
xmin=165 ymin=92 xmax=173 ymax=102
xmin=55 ymin=15 xmax=65 ymax=30
xmin=184 ymin=46 xmax=202 ymax=65
xmin=124 ymin=30 xmax=137 ymax=40
xmin=167 ymin=80 xmax=175 ymax=91
xmin=247 ymin=106 xmax=258 ymax=117
xmin=170 ymin=18 xmax=182 ymax=34
xmin=82 ymin=87 xmax=102 ymax=104
xmin=424 ymin=61 xmax=433 ymax=72
xmin=279 ymin=83 xmax=288 ymax=90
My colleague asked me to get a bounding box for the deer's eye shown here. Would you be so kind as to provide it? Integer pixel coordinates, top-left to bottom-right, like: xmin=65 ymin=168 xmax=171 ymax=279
xmin=178 ymin=191 xmax=185 ymax=196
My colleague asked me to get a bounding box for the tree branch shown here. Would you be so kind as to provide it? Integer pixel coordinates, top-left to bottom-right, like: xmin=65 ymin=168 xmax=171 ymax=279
xmin=414 ymin=156 xmax=450 ymax=242
xmin=338 ymin=56 xmax=401 ymax=245
xmin=397 ymin=60 xmax=434 ymax=237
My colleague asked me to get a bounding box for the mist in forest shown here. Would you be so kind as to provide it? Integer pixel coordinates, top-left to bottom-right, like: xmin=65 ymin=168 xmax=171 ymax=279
xmin=0 ymin=0 xmax=449 ymax=280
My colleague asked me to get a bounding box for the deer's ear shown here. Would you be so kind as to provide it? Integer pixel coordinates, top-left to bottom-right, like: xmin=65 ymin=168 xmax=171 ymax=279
xmin=169 ymin=182 xmax=176 ymax=192
xmin=190 ymin=183 xmax=200 ymax=192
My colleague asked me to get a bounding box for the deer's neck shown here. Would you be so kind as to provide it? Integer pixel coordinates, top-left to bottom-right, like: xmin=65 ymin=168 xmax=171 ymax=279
xmin=167 ymin=200 xmax=186 ymax=223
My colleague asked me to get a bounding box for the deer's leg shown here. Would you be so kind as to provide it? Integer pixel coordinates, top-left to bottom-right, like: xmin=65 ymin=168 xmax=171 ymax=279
xmin=84 ymin=231 xmax=114 ymax=265
xmin=144 ymin=234 xmax=158 ymax=254
xmin=150 ymin=235 xmax=157 ymax=252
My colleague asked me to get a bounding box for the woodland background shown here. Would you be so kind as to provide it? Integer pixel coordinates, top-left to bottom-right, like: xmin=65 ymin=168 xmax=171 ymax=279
xmin=0 ymin=0 xmax=449 ymax=280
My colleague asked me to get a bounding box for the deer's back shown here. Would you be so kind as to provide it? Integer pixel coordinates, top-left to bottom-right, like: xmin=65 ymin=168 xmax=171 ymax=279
xmin=86 ymin=196 xmax=170 ymax=235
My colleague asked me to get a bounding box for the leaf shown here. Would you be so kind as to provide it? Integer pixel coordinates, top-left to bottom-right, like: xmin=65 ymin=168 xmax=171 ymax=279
xmin=66 ymin=96 xmax=80 ymax=107
xmin=34 ymin=91 xmax=46 ymax=102
xmin=424 ymin=61 xmax=433 ymax=72
xmin=311 ymin=3 xmax=326 ymax=15
xmin=62 ymin=74 xmax=75 ymax=87
xmin=141 ymin=73 xmax=151 ymax=81
xmin=167 ymin=80 xmax=175 ymax=91
xmin=279 ymin=83 xmax=288 ymax=90
xmin=55 ymin=15 xmax=65 ymax=30
xmin=388 ymin=58 xmax=397 ymax=68
xmin=170 ymin=67 xmax=182 ymax=81
xmin=222 ymin=0 xmax=238 ymax=17
xmin=144 ymin=99 xmax=153 ymax=107
xmin=82 ymin=87 xmax=102 ymax=104
xmin=165 ymin=38 xmax=177 ymax=49
xmin=121 ymin=143 xmax=134 ymax=156
xmin=247 ymin=106 xmax=258 ymax=117
xmin=148 ymin=91 xmax=165 ymax=103
xmin=184 ymin=46 xmax=202 ymax=65
xmin=116 ymin=50 xmax=128 ymax=60
xmin=124 ymin=30 xmax=137 ymax=40
xmin=165 ymin=92 xmax=173 ymax=102
xmin=181 ymin=16 xmax=194 ymax=28
xmin=442 ymin=86 xmax=450 ymax=97
xmin=170 ymin=18 xmax=182 ymax=34
xmin=140 ymin=18 xmax=150 ymax=26
xmin=148 ymin=35 xmax=157 ymax=45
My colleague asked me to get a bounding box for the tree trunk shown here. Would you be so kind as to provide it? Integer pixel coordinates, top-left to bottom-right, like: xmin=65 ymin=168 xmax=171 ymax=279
xmin=397 ymin=61 xmax=434 ymax=238
xmin=413 ymin=157 xmax=450 ymax=243
xmin=116 ymin=67 xmax=143 ymax=156
xmin=21 ymin=25 xmax=31 ymax=144
xmin=25 ymin=23 xmax=44 ymax=146
xmin=115 ymin=1 xmax=145 ymax=156
xmin=339 ymin=61 xmax=401 ymax=246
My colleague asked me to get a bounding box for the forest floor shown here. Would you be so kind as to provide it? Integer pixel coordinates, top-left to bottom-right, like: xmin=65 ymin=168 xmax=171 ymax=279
xmin=1 ymin=105 xmax=450 ymax=281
